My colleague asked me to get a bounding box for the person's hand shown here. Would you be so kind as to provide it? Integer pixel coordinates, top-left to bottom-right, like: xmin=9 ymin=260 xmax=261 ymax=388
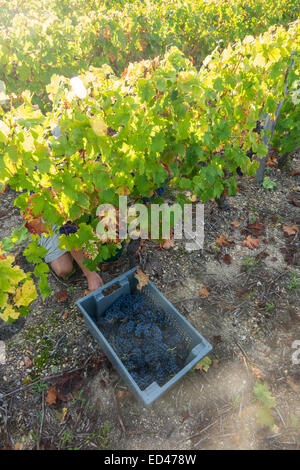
xmin=86 ymin=271 xmax=104 ymax=292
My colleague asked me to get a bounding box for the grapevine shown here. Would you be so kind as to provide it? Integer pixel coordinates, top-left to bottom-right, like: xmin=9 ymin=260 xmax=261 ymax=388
xmin=0 ymin=0 xmax=299 ymax=110
xmin=0 ymin=1 xmax=299 ymax=307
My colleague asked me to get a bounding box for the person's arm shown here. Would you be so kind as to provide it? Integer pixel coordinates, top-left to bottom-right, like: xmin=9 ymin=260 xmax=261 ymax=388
xmin=70 ymin=249 xmax=104 ymax=291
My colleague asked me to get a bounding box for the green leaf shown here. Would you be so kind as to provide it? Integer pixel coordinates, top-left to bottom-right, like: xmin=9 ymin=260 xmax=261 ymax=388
xmin=38 ymin=275 xmax=51 ymax=300
xmin=137 ymin=78 xmax=156 ymax=102
xmin=214 ymin=77 xmax=224 ymax=92
xmin=262 ymin=177 xmax=277 ymax=190
xmin=33 ymin=262 xmax=50 ymax=277
xmin=194 ymin=356 xmax=212 ymax=372
xmin=179 ymin=178 xmax=192 ymax=190
xmin=154 ymin=76 xmax=168 ymax=92
xmin=1 ymin=237 xmax=14 ymax=252
xmin=151 ymin=134 xmax=165 ymax=155
xmin=24 ymin=240 xmax=48 ymax=264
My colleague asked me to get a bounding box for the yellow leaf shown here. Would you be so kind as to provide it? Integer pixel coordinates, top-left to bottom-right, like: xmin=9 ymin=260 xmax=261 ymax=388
xmin=0 ymin=120 xmax=10 ymax=142
xmin=0 ymin=292 xmax=8 ymax=309
xmin=253 ymin=54 xmax=266 ymax=67
xmin=0 ymin=304 xmax=20 ymax=321
xmin=14 ymin=279 xmax=37 ymax=307
xmin=56 ymin=407 xmax=67 ymax=422
xmin=90 ymin=117 xmax=107 ymax=136
xmin=22 ymin=134 xmax=34 ymax=152
xmin=269 ymin=48 xmax=281 ymax=62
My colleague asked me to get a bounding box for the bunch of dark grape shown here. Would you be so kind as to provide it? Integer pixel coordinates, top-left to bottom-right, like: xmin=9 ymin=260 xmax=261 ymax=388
xmin=97 ymin=292 xmax=188 ymax=390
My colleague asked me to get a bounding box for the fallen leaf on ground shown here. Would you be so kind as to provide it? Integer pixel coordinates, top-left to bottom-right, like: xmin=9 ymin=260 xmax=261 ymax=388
xmin=289 ymin=169 xmax=300 ymax=176
xmin=134 ymin=268 xmax=149 ymax=291
xmin=287 ymin=191 xmax=300 ymax=207
xmin=194 ymin=356 xmax=212 ymax=372
xmin=282 ymin=224 xmax=298 ymax=237
xmin=55 ymin=371 xmax=84 ymax=402
xmin=255 ymin=250 xmax=269 ymax=261
xmin=251 ymin=366 xmax=266 ymax=381
xmin=56 ymin=290 xmax=69 ymax=303
xmin=222 ymin=254 xmax=232 ymax=265
xmin=216 ymin=234 xmax=233 ymax=247
xmin=63 ymin=311 xmax=69 ymax=320
xmin=45 ymin=386 xmax=58 ymax=405
xmin=266 ymin=155 xmax=278 ymax=167
xmin=24 ymin=356 xmax=33 ymax=369
xmin=117 ymin=390 xmax=132 ymax=400
xmin=199 ymin=285 xmax=210 ymax=298
xmin=246 ymin=221 xmax=265 ymax=237
xmin=242 ymin=235 xmax=260 ymax=249
xmin=280 ymin=246 xmax=297 ymax=265
xmin=56 ymin=407 xmax=67 ymax=423
xmin=231 ymin=220 xmax=240 ymax=228
xmin=160 ymin=238 xmax=175 ymax=250
xmin=45 ymin=372 xmax=84 ymax=405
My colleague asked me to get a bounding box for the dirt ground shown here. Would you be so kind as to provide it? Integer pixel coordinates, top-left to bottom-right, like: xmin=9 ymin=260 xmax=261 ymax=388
xmin=0 ymin=151 xmax=300 ymax=451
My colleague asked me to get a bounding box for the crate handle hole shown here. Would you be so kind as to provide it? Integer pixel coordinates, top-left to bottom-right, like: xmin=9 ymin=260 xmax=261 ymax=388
xmin=101 ymin=282 xmax=122 ymax=296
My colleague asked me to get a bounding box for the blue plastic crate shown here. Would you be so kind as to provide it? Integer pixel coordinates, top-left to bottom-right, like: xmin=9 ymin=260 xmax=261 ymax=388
xmin=76 ymin=267 xmax=212 ymax=406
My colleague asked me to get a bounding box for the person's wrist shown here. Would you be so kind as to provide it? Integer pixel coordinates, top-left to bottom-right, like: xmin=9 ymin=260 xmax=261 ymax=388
xmin=85 ymin=270 xmax=100 ymax=279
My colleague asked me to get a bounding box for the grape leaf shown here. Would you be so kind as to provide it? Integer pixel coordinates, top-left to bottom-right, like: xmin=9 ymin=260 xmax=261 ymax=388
xmin=242 ymin=235 xmax=260 ymax=249
xmin=194 ymin=356 xmax=212 ymax=372
xmin=134 ymin=269 xmax=149 ymax=291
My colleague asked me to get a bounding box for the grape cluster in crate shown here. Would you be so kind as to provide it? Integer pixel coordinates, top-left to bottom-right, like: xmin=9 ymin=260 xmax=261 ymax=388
xmin=97 ymin=292 xmax=188 ymax=390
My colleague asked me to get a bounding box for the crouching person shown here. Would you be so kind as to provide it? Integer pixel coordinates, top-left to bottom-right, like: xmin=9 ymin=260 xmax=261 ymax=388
xmin=26 ymin=217 xmax=103 ymax=292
